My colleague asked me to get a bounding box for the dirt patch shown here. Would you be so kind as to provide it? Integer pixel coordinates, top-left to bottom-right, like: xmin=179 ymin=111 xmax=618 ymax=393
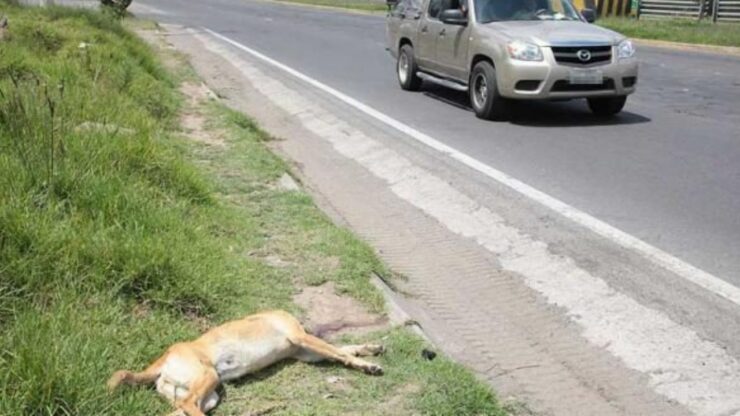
xmin=273 ymin=172 xmax=300 ymax=191
xmin=131 ymin=301 xmax=151 ymax=320
xmin=294 ymin=282 xmax=388 ymax=340
xmin=138 ymin=28 xmax=225 ymax=148
xmin=342 ymin=383 xmax=420 ymax=416
xmin=179 ymin=81 xmax=225 ymax=147
xmin=380 ymin=383 xmax=420 ymax=413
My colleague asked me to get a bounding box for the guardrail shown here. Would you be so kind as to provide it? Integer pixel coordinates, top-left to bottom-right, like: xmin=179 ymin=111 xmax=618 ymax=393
xmin=638 ymin=0 xmax=740 ymax=21
xmin=717 ymin=0 xmax=740 ymax=21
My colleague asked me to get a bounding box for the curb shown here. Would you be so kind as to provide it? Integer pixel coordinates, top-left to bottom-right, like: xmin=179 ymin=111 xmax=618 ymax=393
xmin=370 ymin=273 xmax=434 ymax=345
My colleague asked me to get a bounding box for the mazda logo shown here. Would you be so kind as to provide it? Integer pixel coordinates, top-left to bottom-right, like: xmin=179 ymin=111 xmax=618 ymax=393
xmin=577 ymin=49 xmax=592 ymax=62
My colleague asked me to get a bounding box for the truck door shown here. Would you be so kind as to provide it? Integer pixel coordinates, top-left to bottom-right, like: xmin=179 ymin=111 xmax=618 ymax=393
xmin=386 ymin=0 xmax=404 ymax=53
xmin=415 ymin=0 xmax=445 ymax=72
xmin=436 ymin=0 xmax=472 ymax=82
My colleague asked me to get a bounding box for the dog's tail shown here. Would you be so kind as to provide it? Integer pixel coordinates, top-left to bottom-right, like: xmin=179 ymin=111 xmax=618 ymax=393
xmin=107 ymin=352 xmax=169 ymax=391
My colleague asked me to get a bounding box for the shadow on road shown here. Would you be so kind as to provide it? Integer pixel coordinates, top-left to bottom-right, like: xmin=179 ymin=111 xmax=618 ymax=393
xmin=421 ymin=83 xmax=651 ymax=128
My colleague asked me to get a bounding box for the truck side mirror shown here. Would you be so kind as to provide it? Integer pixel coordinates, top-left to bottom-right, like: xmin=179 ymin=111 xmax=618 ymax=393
xmin=440 ymin=9 xmax=468 ymax=25
xmin=581 ymin=8 xmax=597 ymax=23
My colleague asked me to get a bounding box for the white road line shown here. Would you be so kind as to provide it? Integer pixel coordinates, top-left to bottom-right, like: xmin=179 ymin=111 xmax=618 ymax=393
xmin=201 ymin=28 xmax=740 ymax=308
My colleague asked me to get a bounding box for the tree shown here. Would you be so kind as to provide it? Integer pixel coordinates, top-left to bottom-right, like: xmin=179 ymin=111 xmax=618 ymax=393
xmin=100 ymin=0 xmax=133 ymax=15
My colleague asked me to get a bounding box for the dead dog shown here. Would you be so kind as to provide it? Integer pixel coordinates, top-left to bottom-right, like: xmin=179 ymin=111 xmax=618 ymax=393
xmin=107 ymin=310 xmax=384 ymax=415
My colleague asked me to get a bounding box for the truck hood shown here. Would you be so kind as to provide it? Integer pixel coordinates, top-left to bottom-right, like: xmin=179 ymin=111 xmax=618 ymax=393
xmin=481 ymin=20 xmax=624 ymax=47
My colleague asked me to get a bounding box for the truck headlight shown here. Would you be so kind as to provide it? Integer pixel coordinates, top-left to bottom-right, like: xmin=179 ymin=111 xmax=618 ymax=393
xmin=617 ymin=39 xmax=635 ymax=59
xmin=507 ymin=40 xmax=543 ymax=62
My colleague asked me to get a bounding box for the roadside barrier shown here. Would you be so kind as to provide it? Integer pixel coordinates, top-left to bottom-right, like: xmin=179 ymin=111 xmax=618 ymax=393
xmin=637 ymin=0 xmax=740 ymax=21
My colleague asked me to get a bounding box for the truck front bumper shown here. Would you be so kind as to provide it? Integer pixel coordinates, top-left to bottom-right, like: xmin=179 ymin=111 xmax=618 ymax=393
xmin=496 ymin=47 xmax=638 ymax=100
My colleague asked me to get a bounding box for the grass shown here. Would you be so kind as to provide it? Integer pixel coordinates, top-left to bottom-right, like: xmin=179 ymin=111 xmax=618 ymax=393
xmin=0 ymin=3 xmax=505 ymax=415
xmin=598 ymin=17 xmax=740 ymax=47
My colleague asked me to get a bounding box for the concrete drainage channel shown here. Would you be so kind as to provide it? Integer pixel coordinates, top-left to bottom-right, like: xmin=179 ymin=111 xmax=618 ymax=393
xmin=370 ymin=273 xmax=432 ymax=343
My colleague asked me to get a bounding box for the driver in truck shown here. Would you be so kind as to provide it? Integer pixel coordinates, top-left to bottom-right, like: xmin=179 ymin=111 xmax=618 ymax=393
xmin=512 ymin=0 xmax=542 ymax=19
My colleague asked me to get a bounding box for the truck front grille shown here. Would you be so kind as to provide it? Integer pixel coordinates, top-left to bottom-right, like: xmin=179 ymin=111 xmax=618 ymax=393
xmin=551 ymin=45 xmax=612 ymax=66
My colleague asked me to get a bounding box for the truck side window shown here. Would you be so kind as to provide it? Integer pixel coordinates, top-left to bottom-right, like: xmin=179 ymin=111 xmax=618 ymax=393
xmin=408 ymin=0 xmax=422 ymax=13
xmin=429 ymin=0 xmax=463 ymax=19
xmin=390 ymin=0 xmax=407 ymax=17
xmin=428 ymin=0 xmax=443 ymax=18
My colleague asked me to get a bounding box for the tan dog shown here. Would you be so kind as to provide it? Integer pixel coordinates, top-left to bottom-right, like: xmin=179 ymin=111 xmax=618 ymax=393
xmin=107 ymin=310 xmax=384 ymax=416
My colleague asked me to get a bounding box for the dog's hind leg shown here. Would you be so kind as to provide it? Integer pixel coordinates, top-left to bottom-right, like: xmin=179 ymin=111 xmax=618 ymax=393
xmin=291 ymin=334 xmax=383 ymax=375
xmin=174 ymin=367 xmax=220 ymax=416
xmin=339 ymin=344 xmax=385 ymax=357
xmin=107 ymin=352 xmax=169 ymax=391
xmin=295 ymin=343 xmax=385 ymax=362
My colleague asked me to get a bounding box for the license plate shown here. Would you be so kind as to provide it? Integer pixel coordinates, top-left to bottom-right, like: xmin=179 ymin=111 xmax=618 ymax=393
xmin=568 ymin=69 xmax=604 ymax=85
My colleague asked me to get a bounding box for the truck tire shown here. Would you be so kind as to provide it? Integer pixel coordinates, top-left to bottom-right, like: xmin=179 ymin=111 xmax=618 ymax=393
xmin=587 ymin=96 xmax=627 ymax=116
xmin=397 ymin=45 xmax=422 ymax=91
xmin=469 ymin=61 xmax=508 ymax=121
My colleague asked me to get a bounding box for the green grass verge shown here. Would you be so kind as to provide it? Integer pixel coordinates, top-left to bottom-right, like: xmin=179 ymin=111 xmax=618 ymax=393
xmin=598 ymin=17 xmax=740 ymax=47
xmin=0 ymin=3 xmax=505 ymax=415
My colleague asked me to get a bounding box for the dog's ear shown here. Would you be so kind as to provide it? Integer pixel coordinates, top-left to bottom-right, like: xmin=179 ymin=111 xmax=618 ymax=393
xmin=0 ymin=15 xmax=8 ymax=29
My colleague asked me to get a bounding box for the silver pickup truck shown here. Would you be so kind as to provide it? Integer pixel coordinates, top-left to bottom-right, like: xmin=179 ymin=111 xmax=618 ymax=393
xmin=386 ymin=0 xmax=638 ymax=120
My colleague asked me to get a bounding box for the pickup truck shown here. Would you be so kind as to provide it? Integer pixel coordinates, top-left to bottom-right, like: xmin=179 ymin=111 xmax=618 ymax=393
xmin=386 ymin=0 xmax=638 ymax=120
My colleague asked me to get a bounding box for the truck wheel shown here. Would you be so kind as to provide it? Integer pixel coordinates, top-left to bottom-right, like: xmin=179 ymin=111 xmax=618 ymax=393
xmin=469 ymin=61 xmax=508 ymax=121
xmin=587 ymin=96 xmax=627 ymax=116
xmin=398 ymin=45 xmax=422 ymax=91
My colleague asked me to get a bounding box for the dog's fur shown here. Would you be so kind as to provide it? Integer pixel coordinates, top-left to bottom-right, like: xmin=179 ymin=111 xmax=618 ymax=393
xmin=107 ymin=310 xmax=384 ymax=416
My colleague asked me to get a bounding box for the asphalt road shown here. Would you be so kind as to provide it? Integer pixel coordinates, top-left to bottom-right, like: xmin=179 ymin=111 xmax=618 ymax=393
xmin=134 ymin=0 xmax=740 ymax=286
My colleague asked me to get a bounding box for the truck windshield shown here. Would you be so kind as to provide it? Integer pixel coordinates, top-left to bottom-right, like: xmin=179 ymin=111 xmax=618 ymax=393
xmin=475 ymin=0 xmax=582 ymax=23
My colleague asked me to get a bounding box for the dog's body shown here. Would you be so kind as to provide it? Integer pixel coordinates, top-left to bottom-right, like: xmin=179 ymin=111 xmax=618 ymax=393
xmin=108 ymin=310 xmax=384 ymax=416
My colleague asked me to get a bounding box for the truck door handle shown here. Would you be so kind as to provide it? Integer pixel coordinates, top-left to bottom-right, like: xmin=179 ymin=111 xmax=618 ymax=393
xmin=439 ymin=28 xmax=446 ymax=36
xmin=421 ymin=25 xmax=428 ymax=33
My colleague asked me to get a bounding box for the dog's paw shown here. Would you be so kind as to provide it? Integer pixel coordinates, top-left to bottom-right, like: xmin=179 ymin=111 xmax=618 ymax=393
xmin=364 ymin=363 xmax=384 ymax=376
xmin=368 ymin=344 xmax=386 ymax=356
xmin=375 ymin=344 xmax=386 ymax=355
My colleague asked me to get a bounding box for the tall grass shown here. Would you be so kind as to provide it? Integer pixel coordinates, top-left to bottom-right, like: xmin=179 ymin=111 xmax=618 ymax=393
xmin=0 ymin=4 xmax=293 ymax=414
